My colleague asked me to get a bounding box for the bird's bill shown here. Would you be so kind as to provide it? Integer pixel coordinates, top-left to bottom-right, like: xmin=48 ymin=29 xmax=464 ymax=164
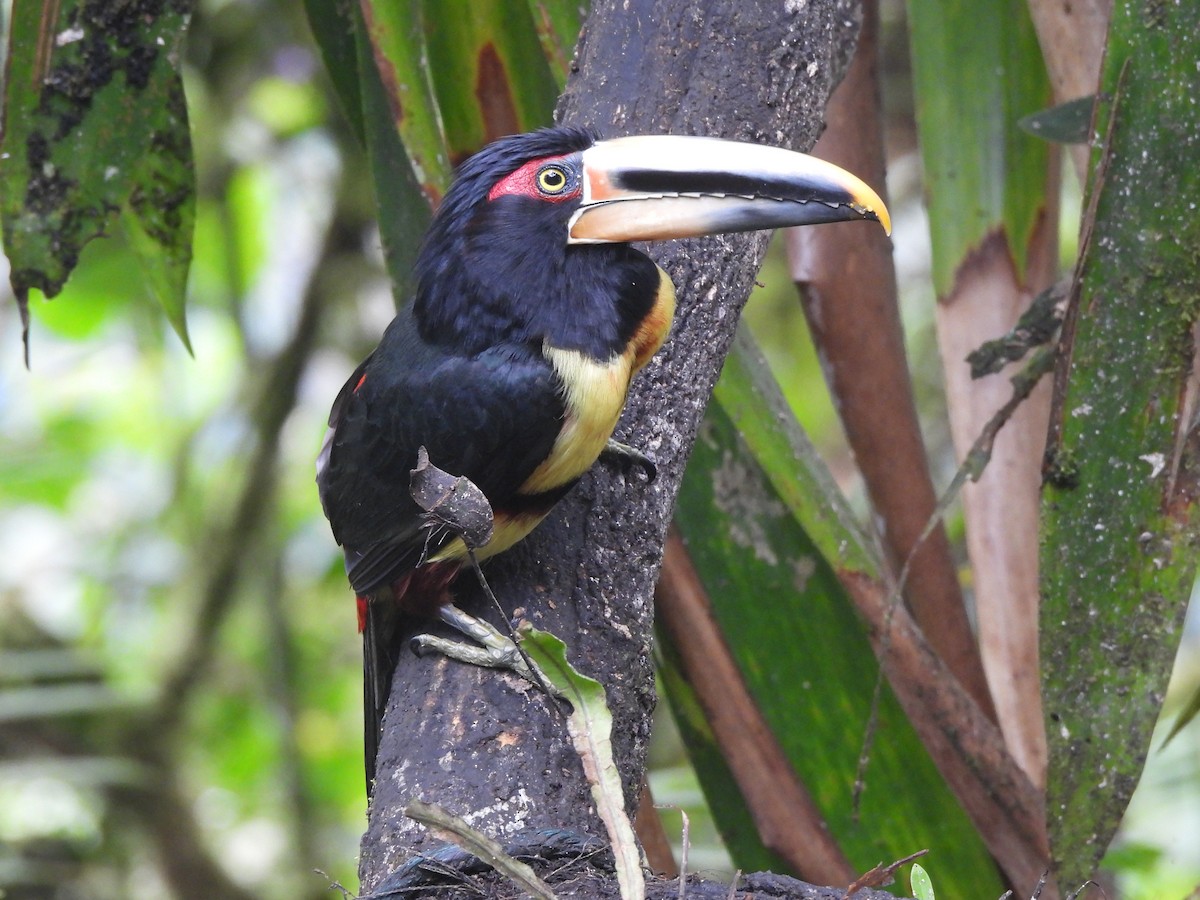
xmin=567 ymin=134 xmax=890 ymax=244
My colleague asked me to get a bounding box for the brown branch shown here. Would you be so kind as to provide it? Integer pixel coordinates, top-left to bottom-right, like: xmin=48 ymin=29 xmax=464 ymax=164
xmin=108 ymin=745 xmax=260 ymax=900
xmin=360 ymin=0 xmax=866 ymax=887
xmin=263 ymin=550 xmax=325 ymax=895
xmin=831 ymin=348 xmax=1058 ymax=898
xmin=837 ymin=567 xmax=1053 ymax=897
xmin=934 ymin=200 xmax=1060 ymax=790
xmin=636 ymin=780 xmax=679 ymax=877
xmin=785 ymin=0 xmax=996 ymax=722
xmin=842 ymin=849 xmax=928 ymax=899
xmin=656 ymin=529 xmax=854 ymax=886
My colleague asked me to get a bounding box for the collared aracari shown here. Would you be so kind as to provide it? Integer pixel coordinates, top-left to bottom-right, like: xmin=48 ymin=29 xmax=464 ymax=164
xmin=316 ymin=127 xmax=889 ymax=786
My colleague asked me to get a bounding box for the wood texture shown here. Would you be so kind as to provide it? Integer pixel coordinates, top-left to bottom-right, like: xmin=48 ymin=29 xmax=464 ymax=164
xmin=358 ymin=0 xmax=863 ymax=887
xmin=787 ymin=0 xmax=996 ymax=721
xmin=656 ymin=529 xmax=854 ymax=885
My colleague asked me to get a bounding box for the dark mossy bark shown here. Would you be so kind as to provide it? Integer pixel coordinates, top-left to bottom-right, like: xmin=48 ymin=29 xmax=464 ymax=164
xmin=1041 ymin=0 xmax=1200 ymax=887
xmin=359 ymin=0 xmax=862 ymax=889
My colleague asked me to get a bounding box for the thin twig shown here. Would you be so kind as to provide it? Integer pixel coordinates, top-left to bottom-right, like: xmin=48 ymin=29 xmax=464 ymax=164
xmin=404 ymin=799 xmax=559 ymax=900
xmin=852 ymin=346 xmax=1059 ymax=812
xmin=464 ymin=547 xmax=562 ymax=702
xmin=851 ymin=662 xmax=885 ymax=817
xmin=1048 ymin=57 xmax=1129 ymax=451
xmin=1065 ymin=880 xmax=1104 ymax=900
xmin=637 ymin=780 xmax=679 ymax=876
xmin=312 ymin=869 xmax=353 ymax=900
xmin=842 ymin=849 xmax=929 ymax=899
xmin=677 ymin=807 xmax=690 ymax=900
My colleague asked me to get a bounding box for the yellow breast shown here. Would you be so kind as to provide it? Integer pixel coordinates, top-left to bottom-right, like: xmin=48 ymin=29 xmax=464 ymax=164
xmin=520 ymin=266 xmax=677 ymax=496
xmin=432 ymin=267 xmax=677 ymax=563
xmin=520 ymin=345 xmax=634 ymax=494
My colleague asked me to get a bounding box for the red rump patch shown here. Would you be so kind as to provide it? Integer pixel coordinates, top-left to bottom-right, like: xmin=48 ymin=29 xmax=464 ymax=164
xmin=395 ymin=562 xmax=461 ymax=616
xmin=487 ymin=154 xmax=578 ymax=203
xmin=355 ymin=562 xmax=462 ymax=632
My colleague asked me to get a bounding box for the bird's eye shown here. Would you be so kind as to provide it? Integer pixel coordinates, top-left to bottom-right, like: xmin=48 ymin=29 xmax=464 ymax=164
xmin=536 ymin=165 xmax=569 ymax=194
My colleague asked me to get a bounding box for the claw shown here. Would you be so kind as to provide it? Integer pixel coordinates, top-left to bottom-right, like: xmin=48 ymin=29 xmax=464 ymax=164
xmin=411 ymin=604 xmax=564 ymax=699
xmin=600 ymin=439 xmax=657 ymax=482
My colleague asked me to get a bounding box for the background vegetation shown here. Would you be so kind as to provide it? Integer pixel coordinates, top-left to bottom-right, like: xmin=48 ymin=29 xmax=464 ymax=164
xmin=1 ymin=1 xmax=1198 ymax=899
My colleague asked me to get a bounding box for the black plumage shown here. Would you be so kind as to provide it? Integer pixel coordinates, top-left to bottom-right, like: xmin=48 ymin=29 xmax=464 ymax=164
xmin=317 ymin=128 xmax=669 ymax=787
xmin=316 ymin=125 xmax=889 ymax=791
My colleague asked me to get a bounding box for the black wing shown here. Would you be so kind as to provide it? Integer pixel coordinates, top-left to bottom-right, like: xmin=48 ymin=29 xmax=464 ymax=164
xmin=317 ymin=307 xmax=565 ymax=595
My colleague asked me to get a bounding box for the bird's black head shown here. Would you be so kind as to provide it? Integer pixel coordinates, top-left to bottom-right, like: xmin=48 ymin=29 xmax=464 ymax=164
xmin=413 ymin=127 xmax=660 ymax=359
xmin=410 ymin=127 xmax=892 ymax=357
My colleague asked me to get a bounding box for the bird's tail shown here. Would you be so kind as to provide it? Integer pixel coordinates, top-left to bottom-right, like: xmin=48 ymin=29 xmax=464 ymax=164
xmin=360 ymin=592 xmax=403 ymax=796
xmin=359 ymin=562 xmax=460 ymax=796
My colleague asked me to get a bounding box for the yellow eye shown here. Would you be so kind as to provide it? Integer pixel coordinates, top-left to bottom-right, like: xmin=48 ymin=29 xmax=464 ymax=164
xmin=536 ymin=165 xmax=568 ymax=194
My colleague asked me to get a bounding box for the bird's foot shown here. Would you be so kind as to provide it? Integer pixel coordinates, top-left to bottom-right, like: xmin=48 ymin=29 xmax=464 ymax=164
xmin=600 ymin=439 xmax=656 ymax=482
xmin=411 ymin=604 xmax=563 ymax=698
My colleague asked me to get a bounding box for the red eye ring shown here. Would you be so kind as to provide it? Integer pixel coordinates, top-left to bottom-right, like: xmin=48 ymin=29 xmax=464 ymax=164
xmin=488 ymin=154 xmax=581 ymax=203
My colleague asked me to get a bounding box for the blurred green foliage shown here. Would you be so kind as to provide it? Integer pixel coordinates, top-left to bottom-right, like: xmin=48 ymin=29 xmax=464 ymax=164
xmin=0 ymin=3 xmax=371 ymax=896
xmin=1 ymin=1 xmax=1198 ymax=899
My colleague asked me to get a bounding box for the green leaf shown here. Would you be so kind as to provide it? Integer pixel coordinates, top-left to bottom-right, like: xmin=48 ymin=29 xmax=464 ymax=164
xmin=119 ymin=77 xmax=195 ymax=353
xmin=520 ymin=627 xmax=644 ymax=900
xmin=421 ymin=0 xmax=559 ymax=161
xmin=0 ymin=0 xmax=194 ymax=346
xmin=1018 ymin=96 xmax=1095 ymax=145
xmin=302 ymin=0 xmax=366 ymax=144
xmin=671 ymin=330 xmax=1000 ymax=897
xmin=15 ymin=227 xmax=140 ymax=342
xmin=906 ymin=0 xmax=1052 ymax=295
xmin=1040 ymin=0 xmax=1200 ymax=886
xmin=526 ymin=0 xmax=586 ymax=88
xmin=358 ymin=0 xmax=451 ymax=199
xmin=1160 ymin=682 xmax=1200 ymax=749
xmin=352 ymin=3 xmax=435 ymax=299
xmin=335 ymin=0 xmax=574 ymax=298
xmin=712 ymin=331 xmax=877 ymax=574
xmin=910 ymin=862 xmax=935 ymax=900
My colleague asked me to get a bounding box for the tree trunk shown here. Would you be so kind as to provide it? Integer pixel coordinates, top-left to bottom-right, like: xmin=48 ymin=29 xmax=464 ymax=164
xmin=358 ymin=0 xmax=863 ymax=891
